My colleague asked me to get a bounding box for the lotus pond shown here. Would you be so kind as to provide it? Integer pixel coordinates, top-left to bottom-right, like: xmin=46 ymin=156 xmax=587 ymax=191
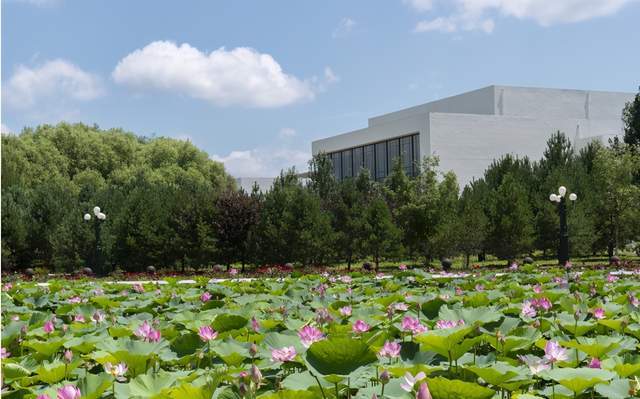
xmin=2 ymin=267 xmax=640 ymax=399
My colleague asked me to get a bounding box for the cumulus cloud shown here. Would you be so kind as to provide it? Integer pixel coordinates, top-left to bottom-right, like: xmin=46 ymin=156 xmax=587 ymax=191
xmin=410 ymin=0 xmax=635 ymax=33
xmin=324 ymin=67 xmax=340 ymax=84
xmin=278 ymin=127 xmax=297 ymax=139
xmin=404 ymin=0 xmax=434 ymax=11
xmin=2 ymin=59 xmax=103 ymax=109
xmin=112 ymin=41 xmax=315 ymax=108
xmin=212 ymin=147 xmax=310 ymax=177
xmin=332 ymin=17 xmax=357 ymax=38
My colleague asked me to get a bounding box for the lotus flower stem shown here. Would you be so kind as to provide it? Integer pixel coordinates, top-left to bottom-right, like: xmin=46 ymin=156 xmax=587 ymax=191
xmin=310 ymin=372 xmax=327 ymax=399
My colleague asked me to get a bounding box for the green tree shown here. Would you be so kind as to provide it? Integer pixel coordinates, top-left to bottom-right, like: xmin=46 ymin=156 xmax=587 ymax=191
xmin=623 ymin=87 xmax=640 ymax=147
xmin=486 ymin=173 xmax=535 ymax=261
xmin=455 ymin=181 xmax=488 ymax=268
xmin=214 ymin=189 xmax=260 ymax=271
xmin=360 ymin=193 xmax=402 ymax=271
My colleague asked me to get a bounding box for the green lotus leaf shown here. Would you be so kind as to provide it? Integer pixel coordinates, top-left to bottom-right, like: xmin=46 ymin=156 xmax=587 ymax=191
xmin=212 ymin=314 xmax=248 ymax=333
xmin=562 ymin=336 xmax=621 ymax=358
xmin=594 ymin=379 xmax=634 ymax=399
xmin=414 ymin=325 xmax=474 ymax=358
xmin=1 ymin=321 xmax=27 ymax=346
xmin=36 ymin=359 xmax=81 ymax=384
xmin=23 ymin=337 xmax=66 ymax=357
xmin=598 ymin=319 xmax=625 ymax=332
xmin=426 ymin=376 xmax=495 ymax=399
xmin=2 ymin=362 xmax=33 ymax=380
xmin=77 ymin=372 xmax=113 ymax=399
xmin=257 ymin=390 xmax=318 ymax=399
xmin=465 ymin=362 xmax=527 ymax=386
xmin=305 ymin=336 xmax=377 ymax=376
xmin=166 ymin=383 xmax=217 ymax=399
xmin=540 ymin=367 xmax=617 ymax=394
xmin=421 ymin=297 xmax=448 ymax=319
xmin=114 ymin=370 xmax=179 ymax=399
xmin=438 ymin=305 xmax=503 ymax=325
xmin=282 ymin=371 xmax=332 ymax=391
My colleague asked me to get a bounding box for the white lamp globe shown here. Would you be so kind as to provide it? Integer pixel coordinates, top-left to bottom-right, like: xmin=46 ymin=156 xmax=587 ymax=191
xmin=93 ymin=206 xmax=101 ymax=215
xmin=549 ymin=194 xmax=558 ymax=202
xmin=83 ymin=213 xmax=91 ymax=221
xmin=558 ymin=186 xmax=567 ymax=197
xmin=97 ymin=212 xmax=106 ymax=220
xmin=569 ymin=193 xmax=577 ymax=201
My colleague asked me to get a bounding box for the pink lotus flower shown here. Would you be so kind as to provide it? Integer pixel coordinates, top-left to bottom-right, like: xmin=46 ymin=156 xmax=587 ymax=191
xmin=316 ymin=283 xmax=328 ymax=296
xmin=68 ymin=296 xmax=82 ymax=304
xmin=11 ymin=315 xmax=20 ymax=321
xmin=229 ymin=268 xmax=239 ymax=276
xmin=200 ymin=292 xmax=212 ymax=302
xmin=74 ymin=314 xmax=85 ymax=323
xmin=518 ymin=354 xmax=550 ymax=375
xmin=56 ymin=385 xmax=81 ymax=399
xmin=533 ymin=284 xmax=542 ymax=294
xmin=104 ymin=362 xmax=128 ymax=378
xmin=64 ymin=349 xmax=73 ymax=363
xmin=607 ymin=274 xmax=619 ymax=283
xmin=400 ymin=371 xmax=426 ymax=392
xmin=134 ymin=320 xmax=161 ymax=342
xmin=416 ymin=382 xmax=432 ymax=399
xmin=379 ymin=341 xmax=401 ymax=358
xmin=532 ymin=297 xmax=552 ymax=311
xmin=271 ymin=346 xmax=297 ymax=362
xmin=588 ymin=357 xmax=601 ymax=369
xmin=393 ymin=302 xmax=409 ymax=312
xmin=402 ymin=316 xmax=427 ymax=334
xmin=250 ymin=364 xmax=262 ymax=385
xmin=298 ymin=325 xmax=325 ymax=347
xmin=628 ymin=293 xmax=639 ymax=308
xmin=455 ymin=286 xmax=463 ymax=296
xmin=475 ymin=284 xmax=485 ymax=292
xmin=132 ymin=283 xmax=145 ymax=293
xmin=435 ymin=319 xmax=464 ymax=329
xmin=339 ymin=306 xmax=352 ymax=317
xmin=1 ymin=347 xmax=10 ymax=358
xmin=509 ymin=263 xmax=518 ymax=271
xmin=341 ymin=275 xmax=352 ymax=284
xmin=592 ymin=308 xmax=605 ymax=319
xmin=198 ymin=326 xmax=218 ymax=342
xmin=92 ymin=311 xmax=106 ymax=324
xmin=399 ymin=264 xmax=407 ymax=271
xmin=521 ymin=301 xmax=537 ymax=318
xmin=251 ymin=317 xmax=260 ymax=332
xmin=544 ymin=340 xmax=568 ymax=364
xmin=43 ymin=319 xmax=55 ymax=334
xmin=352 ymin=319 xmax=371 ymax=333
xmin=2 ymin=283 xmax=13 ymax=291
xmin=315 ymin=308 xmax=333 ymax=324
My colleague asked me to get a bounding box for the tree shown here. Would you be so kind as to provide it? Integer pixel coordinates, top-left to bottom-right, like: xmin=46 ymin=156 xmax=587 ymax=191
xmin=214 ymin=189 xmax=260 ymax=271
xmin=360 ymin=194 xmax=402 ymax=270
xmin=486 ymin=173 xmax=535 ymax=261
xmin=623 ymin=87 xmax=640 ymax=147
xmin=455 ymin=182 xmax=488 ymax=267
xmin=591 ymin=146 xmax=640 ymax=256
xmin=307 ymin=153 xmax=337 ymax=201
xmin=331 ymin=178 xmax=366 ymax=270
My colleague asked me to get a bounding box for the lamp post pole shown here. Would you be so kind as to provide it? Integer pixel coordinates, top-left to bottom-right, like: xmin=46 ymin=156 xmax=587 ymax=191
xmin=84 ymin=206 xmax=107 ymax=277
xmin=549 ymin=186 xmax=577 ymax=266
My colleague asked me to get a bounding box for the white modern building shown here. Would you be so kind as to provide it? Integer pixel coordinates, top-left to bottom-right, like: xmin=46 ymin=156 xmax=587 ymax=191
xmin=312 ymin=85 xmax=634 ymax=186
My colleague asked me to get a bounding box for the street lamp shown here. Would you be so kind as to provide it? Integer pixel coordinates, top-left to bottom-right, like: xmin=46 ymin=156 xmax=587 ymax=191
xmin=549 ymin=186 xmax=577 ymax=266
xmin=84 ymin=206 xmax=107 ymax=277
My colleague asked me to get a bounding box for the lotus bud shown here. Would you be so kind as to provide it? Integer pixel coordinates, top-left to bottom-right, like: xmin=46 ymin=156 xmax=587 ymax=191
xmin=379 ymin=370 xmax=390 ymax=385
xmin=249 ymin=343 xmax=258 ymax=358
xmin=250 ymin=364 xmax=262 ymax=385
xmin=64 ymin=349 xmax=73 ymax=363
xmin=238 ymin=382 xmax=248 ymax=397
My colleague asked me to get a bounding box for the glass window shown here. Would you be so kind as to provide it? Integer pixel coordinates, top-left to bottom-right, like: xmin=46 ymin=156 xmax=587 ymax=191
xmin=401 ymin=136 xmax=413 ymax=176
xmin=412 ymin=134 xmax=420 ymax=176
xmin=387 ymin=138 xmax=400 ymax=172
xmin=375 ymin=142 xmax=387 ymax=181
xmin=353 ymin=147 xmax=364 ymax=176
xmin=341 ymin=150 xmax=353 ymax=178
xmin=331 ymin=152 xmax=342 ymax=180
xmin=363 ymin=145 xmax=375 ymax=177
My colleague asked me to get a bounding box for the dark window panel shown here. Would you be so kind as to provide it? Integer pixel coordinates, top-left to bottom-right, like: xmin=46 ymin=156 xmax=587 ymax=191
xmin=412 ymin=134 xmax=420 ymax=176
xmin=401 ymin=136 xmax=412 ymax=176
xmin=387 ymin=138 xmax=400 ymax=172
xmin=364 ymin=145 xmax=375 ymax=177
xmin=331 ymin=152 xmax=342 ymax=180
xmin=375 ymin=142 xmax=387 ymax=181
xmin=353 ymin=147 xmax=364 ymax=176
xmin=342 ymin=149 xmax=353 ymax=178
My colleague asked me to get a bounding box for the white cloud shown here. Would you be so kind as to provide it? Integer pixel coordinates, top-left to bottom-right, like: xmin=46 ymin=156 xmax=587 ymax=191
xmin=113 ymin=41 xmax=315 ymax=108
xmin=3 ymin=59 xmax=103 ymax=109
xmin=278 ymin=127 xmax=297 ymax=139
xmin=410 ymin=0 xmax=635 ymax=33
xmin=404 ymin=0 xmax=434 ymax=11
xmin=324 ymin=67 xmax=340 ymax=84
xmin=1 ymin=124 xmax=13 ymax=135
xmin=212 ymin=147 xmax=310 ymax=177
xmin=332 ymin=17 xmax=357 ymax=38
xmin=414 ymin=17 xmax=459 ymax=32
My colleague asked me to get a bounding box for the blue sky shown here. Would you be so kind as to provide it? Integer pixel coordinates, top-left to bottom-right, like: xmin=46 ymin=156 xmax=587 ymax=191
xmin=2 ymin=0 xmax=640 ymax=177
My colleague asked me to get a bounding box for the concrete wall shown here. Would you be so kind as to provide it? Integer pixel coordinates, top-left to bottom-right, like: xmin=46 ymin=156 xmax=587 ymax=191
xmin=312 ymin=85 xmax=634 ymax=187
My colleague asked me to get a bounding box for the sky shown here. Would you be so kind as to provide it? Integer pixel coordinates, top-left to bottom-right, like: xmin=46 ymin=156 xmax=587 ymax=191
xmin=2 ymin=0 xmax=640 ymax=177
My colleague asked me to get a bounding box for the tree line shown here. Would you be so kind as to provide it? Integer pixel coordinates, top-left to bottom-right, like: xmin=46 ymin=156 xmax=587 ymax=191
xmin=2 ymin=91 xmax=639 ymax=272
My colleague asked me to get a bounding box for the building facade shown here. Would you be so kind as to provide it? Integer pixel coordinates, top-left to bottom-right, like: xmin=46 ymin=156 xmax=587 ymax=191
xmin=312 ymin=85 xmax=634 ymax=186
